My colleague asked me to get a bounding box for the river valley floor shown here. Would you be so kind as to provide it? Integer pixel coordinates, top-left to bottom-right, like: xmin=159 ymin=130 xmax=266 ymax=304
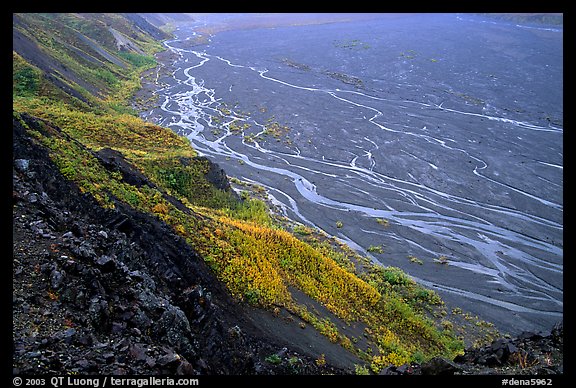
xmin=135 ymin=13 xmax=563 ymax=336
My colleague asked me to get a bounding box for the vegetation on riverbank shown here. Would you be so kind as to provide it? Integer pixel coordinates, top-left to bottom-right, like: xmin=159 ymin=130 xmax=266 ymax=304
xmin=14 ymin=13 xmax=507 ymax=373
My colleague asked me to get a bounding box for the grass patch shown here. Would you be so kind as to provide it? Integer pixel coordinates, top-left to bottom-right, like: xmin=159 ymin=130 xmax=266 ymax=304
xmin=376 ymin=218 xmax=389 ymax=227
xmin=367 ymin=245 xmax=384 ymax=254
xmin=409 ymin=255 xmax=424 ymax=265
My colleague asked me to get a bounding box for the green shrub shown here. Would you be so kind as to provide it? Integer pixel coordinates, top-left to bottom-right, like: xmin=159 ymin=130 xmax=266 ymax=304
xmin=95 ymin=68 xmax=119 ymax=87
xmin=228 ymin=198 xmax=272 ymax=226
xmin=293 ymin=224 xmax=313 ymax=235
xmin=354 ymin=364 xmax=370 ymax=375
xmin=380 ymin=267 xmax=412 ymax=287
xmin=117 ymin=51 xmax=156 ymax=68
xmin=265 ymin=354 xmax=282 ymax=365
xmin=367 ymin=245 xmax=383 ymax=254
xmin=13 ymin=65 xmax=41 ymax=96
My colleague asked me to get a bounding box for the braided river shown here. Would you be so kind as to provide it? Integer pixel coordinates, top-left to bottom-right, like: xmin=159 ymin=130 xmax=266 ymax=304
xmin=139 ymin=13 xmax=563 ymax=334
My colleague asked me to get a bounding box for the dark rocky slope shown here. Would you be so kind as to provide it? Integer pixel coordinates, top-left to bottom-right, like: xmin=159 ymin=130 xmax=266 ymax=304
xmin=12 ymin=113 xmax=345 ymax=375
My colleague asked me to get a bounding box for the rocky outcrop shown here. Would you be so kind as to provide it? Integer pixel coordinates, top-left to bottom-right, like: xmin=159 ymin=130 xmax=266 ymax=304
xmin=96 ymin=147 xmax=152 ymax=188
xmin=377 ymin=324 xmax=563 ymax=376
xmin=193 ymin=156 xmax=234 ymax=193
xmin=452 ymin=324 xmax=563 ymax=375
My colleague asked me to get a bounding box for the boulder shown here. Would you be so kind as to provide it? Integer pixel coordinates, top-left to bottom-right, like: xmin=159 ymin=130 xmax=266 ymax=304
xmin=421 ymin=356 xmax=461 ymax=375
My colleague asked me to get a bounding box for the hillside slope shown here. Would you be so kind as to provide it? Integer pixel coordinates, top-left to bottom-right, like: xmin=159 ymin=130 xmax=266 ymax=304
xmin=12 ymin=111 xmax=350 ymax=374
xmin=12 ymin=13 xmax=563 ymax=376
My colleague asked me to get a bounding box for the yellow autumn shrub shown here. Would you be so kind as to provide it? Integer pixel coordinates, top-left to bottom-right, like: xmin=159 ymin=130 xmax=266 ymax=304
xmin=219 ymin=217 xmax=381 ymax=322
